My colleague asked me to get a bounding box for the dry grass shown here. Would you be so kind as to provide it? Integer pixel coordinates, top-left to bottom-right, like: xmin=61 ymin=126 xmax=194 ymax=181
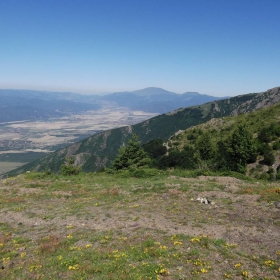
xmin=0 ymin=171 xmax=279 ymax=279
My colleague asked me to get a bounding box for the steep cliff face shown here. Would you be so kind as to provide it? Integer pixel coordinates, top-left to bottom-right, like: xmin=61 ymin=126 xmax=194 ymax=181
xmin=10 ymin=87 xmax=280 ymax=174
xmin=231 ymin=87 xmax=280 ymax=115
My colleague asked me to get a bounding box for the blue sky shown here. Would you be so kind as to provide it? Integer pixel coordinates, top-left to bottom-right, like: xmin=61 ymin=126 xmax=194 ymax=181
xmin=1 ymin=0 xmax=279 ymax=96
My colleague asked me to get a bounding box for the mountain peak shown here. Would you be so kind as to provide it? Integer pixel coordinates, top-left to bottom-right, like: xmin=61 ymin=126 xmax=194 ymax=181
xmin=132 ymin=87 xmax=176 ymax=96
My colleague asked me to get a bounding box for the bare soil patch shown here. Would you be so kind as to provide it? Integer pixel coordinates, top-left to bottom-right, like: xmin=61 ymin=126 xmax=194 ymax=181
xmin=0 ymin=173 xmax=279 ymax=279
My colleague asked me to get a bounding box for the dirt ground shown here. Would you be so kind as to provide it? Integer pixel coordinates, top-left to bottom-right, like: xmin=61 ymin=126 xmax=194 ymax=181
xmin=0 ymin=174 xmax=279 ymax=279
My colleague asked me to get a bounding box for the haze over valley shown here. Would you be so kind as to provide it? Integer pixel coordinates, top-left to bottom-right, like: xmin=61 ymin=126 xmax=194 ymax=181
xmin=0 ymin=87 xmax=225 ymax=174
xmin=0 ymin=109 xmax=153 ymax=174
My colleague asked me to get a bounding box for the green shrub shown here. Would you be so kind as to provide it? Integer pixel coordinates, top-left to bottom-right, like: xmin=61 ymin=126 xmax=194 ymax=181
xmin=262 ymin=152 xmax=275 ymax=166
xmin=272 ymin=140 xmax=280 ymax=150
xmin=60 ymin=157 xmax=81 ymax=175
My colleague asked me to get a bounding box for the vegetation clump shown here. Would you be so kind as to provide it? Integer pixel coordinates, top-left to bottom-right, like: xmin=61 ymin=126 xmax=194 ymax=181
xmin=60 ymin=157 xmax=81 ymax=175
xmin=225 ymin=124 xmax=258 ymax=173
xmin=111 ymin=134 xmax=151 ymax=171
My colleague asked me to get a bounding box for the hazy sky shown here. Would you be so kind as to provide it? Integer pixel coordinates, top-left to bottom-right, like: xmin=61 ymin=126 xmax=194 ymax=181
xmin=1 ymin=0 xmax=279 ymax=96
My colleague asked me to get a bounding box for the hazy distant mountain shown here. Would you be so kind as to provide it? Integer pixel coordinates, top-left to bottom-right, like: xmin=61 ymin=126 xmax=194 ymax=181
xmin=98 ymin=87 xmax=227 ymax=113
xmin=0 ymin=88 xmax=227 ymax=122
xmin=0 ymin=89 xmax=99 ymax=122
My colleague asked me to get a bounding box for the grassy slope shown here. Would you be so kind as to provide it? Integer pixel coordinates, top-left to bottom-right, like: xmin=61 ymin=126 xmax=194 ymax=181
xmin=0 ymin=171 xmax=280 ymax=279
xmin=171 ymin=102 xmax=280 ymax=147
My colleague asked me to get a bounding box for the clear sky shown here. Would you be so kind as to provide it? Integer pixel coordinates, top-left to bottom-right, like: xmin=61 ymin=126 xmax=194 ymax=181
xmin=1 ymin=0 xmax=279 ymax=96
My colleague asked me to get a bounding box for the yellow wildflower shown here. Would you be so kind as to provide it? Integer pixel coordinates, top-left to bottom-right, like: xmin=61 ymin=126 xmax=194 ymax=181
xmin=191 ymin=237 xmax=201 ymax=243
xmin=66 ymin=234 xmax=73 ymax=239
xmin=2 ymin=257 xmax=10 ymax=265
xmin=68 ymin=264 xmax=80 ymax=270
xmin=264 ymin=260 xmax=274 ymax=267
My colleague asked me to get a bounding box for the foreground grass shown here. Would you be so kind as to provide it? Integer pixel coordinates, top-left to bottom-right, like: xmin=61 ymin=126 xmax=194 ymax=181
xmin=0 ymin=171 xmax=280 ymax=279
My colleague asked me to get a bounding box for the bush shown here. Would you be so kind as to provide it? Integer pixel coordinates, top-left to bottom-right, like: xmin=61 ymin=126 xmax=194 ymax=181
xmin=259 ymin=172 xmax=269 ymax=180
xmin=60 ymin=157 xmax=81 ymax=175
xmin=262 ymin=152 xmax=275 ymax=166
xmin=276 ymin=167 xmax=280 ymax=180
xmin=115 ymin=167 xmax=160 ymax=178
xmin=272 ymin=140 xmax=280 ymax=150
xmin=25 ymin=171 xmax=54 ymax=179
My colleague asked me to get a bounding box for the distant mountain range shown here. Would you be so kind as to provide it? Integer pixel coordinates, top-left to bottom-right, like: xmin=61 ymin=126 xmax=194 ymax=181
xmin=0 ymin=89 xmax=99 ymax=122
xmin=99 ymin=87 xmax=228 ymax=113
xmin=10 ymin=86 xmax=280 ymax=175
xmin=0 ymin=88 xmax=227 ymax=122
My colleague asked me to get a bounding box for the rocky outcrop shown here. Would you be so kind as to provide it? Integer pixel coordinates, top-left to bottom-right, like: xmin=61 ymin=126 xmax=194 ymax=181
xmin=231 ymin=87 xmax=280 ymax=115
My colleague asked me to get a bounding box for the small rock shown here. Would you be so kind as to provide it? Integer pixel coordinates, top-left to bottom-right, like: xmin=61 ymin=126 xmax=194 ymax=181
xmin=18 ymin=247 xmax=26 ymax=252
xmin=274 ymin=201 xmax=280 ymax=209
xmin=9 ymin=262 xmax=15 ymax=268
xmin=203 ymin=199 xmax=208 ymax=204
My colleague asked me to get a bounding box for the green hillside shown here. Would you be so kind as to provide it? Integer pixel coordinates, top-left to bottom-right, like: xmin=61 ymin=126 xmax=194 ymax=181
xmin=146 ymin=102 xmax=280 ymax=180
xmin=9 ymin=87 xmax=280 ymax=175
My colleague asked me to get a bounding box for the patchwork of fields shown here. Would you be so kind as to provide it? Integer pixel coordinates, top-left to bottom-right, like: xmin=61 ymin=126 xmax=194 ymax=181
xmin=0 ymin=108 xmax=158 ymax=174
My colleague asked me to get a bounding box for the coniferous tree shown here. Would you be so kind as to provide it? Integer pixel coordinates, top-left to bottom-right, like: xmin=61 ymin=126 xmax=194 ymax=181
xmin=112 ymin=134 xmax=151 ymax=170
xmin=60 ymin=157 xmax=81 ymax=175
xmin=226 ymin=124 xmax=257 ymax=173
xmin=195 ymin=132 xmax=215 ymax=161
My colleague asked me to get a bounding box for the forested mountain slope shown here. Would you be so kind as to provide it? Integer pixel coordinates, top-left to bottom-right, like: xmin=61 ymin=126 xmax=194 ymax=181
xmin=144 ymin=101 xmax=280 ymax=179
xmin=10 ymin=87 xmax=280 ymax=174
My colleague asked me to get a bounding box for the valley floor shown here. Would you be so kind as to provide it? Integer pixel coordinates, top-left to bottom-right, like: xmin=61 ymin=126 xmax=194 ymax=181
xmin=0 ymin=108 xmax=158 ymax=175
xmin=0 ymin=171 xmax=279 ymax=279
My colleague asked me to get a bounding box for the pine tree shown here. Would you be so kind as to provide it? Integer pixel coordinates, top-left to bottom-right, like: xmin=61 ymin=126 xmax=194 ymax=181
xmin=195 ymin=132 xmax=215 ymax=161
xmin=112 ymin=134 xmax=151 ymax=170
xmin=60 ymin=157 xmax=81 ymax=175
xmin=226 ymin=124 xmax=257 ymax=173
